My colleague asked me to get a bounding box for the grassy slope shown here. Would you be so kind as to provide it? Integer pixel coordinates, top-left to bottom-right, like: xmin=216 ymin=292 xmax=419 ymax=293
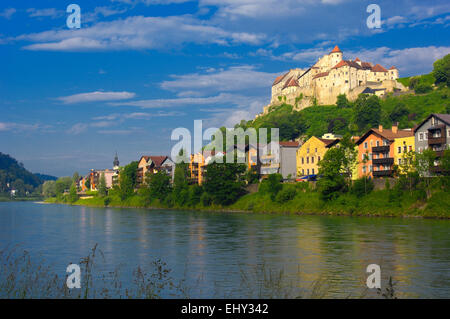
xmin=248 ymin=86 xmax=449 ymax=139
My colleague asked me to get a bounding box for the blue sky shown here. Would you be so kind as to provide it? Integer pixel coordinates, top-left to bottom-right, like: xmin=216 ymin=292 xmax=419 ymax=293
xmin=0 ymin=0 xmax=449 ymax=177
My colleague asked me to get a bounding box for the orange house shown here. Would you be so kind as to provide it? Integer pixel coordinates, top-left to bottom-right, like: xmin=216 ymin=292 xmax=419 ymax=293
xmin=356 ymin=124 xmax=414 ymax=178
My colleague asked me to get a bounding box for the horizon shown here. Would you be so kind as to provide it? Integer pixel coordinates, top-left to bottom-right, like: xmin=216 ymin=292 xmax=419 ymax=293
xmin=1 ymin=0 xmax=449 ymax=177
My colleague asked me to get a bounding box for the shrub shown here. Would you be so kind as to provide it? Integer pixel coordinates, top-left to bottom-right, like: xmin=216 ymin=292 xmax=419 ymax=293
xmin=259 ymin=174 xmax=283 ymax=201
xmin=275 ymin=185 xmax=297 ymax=203
xmin=351 ymin=177 xmax=374 ymax=197
xmin=201 ymin=192 xmax=212 ymax=206
xmin=414 ymin=83 xmax=432 ymax=94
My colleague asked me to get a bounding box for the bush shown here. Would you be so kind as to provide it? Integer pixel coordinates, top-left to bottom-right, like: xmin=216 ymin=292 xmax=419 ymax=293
xmin=201 ymin=192 xmax=212 ymax=206
xmin=414 ymin=83 xmax=432 ymax=94
xmin=275 ymin=185 xmax=297 ymax=203
xmin=259 ymin=174 xmax=283 ymax=201
xmin=351 ymin=177 xmax=374 ymax=197
xmin=188 ymin=185 xmax=203 ymax=207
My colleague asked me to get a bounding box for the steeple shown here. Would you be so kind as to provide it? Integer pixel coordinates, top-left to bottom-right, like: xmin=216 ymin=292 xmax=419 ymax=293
xmin=113 ymin=152 xmax=119 ymax=170
xmin=330 ymin=45 xmax=342 ymax=54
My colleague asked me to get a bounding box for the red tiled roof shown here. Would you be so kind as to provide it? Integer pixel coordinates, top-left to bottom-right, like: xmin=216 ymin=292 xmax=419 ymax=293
xmin=282 ymin=76 xmax=299 ymax=89
xmin=332 ymin=60 xmax=362 ymax=70
xmin=361 ymin=62 xmax=373 ymax=70
xmin=279 ymin=141 xmax=299 ymax=147
xmin=318 ymin=138 xmax=340 ymax=147
xmin=355 ymin=57 xmax=360 ymax=62
xmin=272 ymin=72 xmax=288 ymax=86
xmin=371 ymin=64 xmax=388 ymax=72
xmin=356 ymin=128 xmax=413 ymax=144
xmin=330 ymin=45 xmax=342 ymax=53
xmin=313 ymin=71 xmax=329 ymax=79
xmin=389 ymin=66 xmax=397 ymax=70
xmin=148 ymin=156 xmax=168 ymax=168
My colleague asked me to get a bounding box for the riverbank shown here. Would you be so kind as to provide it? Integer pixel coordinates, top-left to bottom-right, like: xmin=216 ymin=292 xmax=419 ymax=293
xmin=0 ymin=196 xmax=43 ymax=202
xmin=45 ymin=187 xmax=450 ymax=219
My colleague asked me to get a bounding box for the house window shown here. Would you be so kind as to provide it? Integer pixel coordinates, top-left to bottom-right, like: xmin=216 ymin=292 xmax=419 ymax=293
xmin=364 ymin=142 xmax=368 ymax=149
xmin=419 ymin=133 xmax=423 ymax=141
xmin=398 ymin=147 xmax=401 ymax=153
xmin=403 ymin=146 xmax=407 ymax=152
xmin=398 ymin=159 xmax=402 ymax=165
xmin=363 ymin=166 xmax=366 ymax=174
xmin=302 ymin=157 xmax=304 ymax=164
xmin=307 ymin=169 xmax=310 ymax=175
xmin=318 ymin=156 xmax=321 ymax=161
xmin=376 ymin=141 xmax=380 ymax=146
xmin=409 ymin=146 xmax=412 ymax=151
xmin=307 ymin=148 xmax=310 ymax=154
xmin=311 ymin=157 xmax=315 ymax=163
xmin=425 ymin=133 xmax=428 ymax=140
xmin=315 ymin=148 xmax=318 ymax=153
xmin=307 ymin=157 xmax=309 ymax=164
xmin=312 ymin=169 xmax=315 ymax=175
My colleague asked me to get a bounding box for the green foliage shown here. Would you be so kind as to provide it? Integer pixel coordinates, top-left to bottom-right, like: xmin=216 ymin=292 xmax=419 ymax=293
xmin=55 ymin=177 xmax=72 ymax=195
xmin=98 ymin=173 xmax=107 ymax=197
xmin=68 ymin=183 xmax=78 ymax=203
xmin=119 ymin=161 xmax=138 ymax=200
xmin=259 ymin=173 xmax=283 ymax=201
xmin=188 ymin=185 xmax=203 ymax=207
xmin=317 ymin=148 xmax=348 ymax=201
xmin=351 ymin=177 xmax=374 ymax=197
xmin=147 ymin=171 xmax=171 ymax=201
xmin=275 ymin=185 xmax=297 ymax=203
xmin=203 ymin=163 xmax=247 ymax=205
xmin=353 ymin=94 xmax=381 ymax=132
xmin=336 ymin=94 xmax=350 ymax=108
xmin=173 ymin=160 xmax=189 ymax=206
xmin=414 ymin=83 xmax=432 ymax=94
xmin=0 ymin=152 xmax=42 ymax=195
xmin=42 ymin=180 xmax=56 ymax=198
xmin=432 ymin=54 xmax=450 ymax=87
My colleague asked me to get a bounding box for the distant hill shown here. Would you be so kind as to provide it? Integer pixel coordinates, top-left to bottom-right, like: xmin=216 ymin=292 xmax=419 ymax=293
xmin=0 ymin=152 xmax=42 ymax=194
xmin=34 ymin=173 xmax=58 ymax=182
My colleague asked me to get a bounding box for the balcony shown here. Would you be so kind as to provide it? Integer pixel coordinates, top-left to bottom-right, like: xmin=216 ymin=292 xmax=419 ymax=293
xmin=428 ymin=124 xmax=445 ymax=131
xmin=372 ymin=157 xmax=394 ymax=165
xmin=373 ymin=170 xmax=394 ymax=177
xmin=428 ymin=136 xmax=446 ymax=145
xmin=372 ymin=145 xmax=390 ymax=153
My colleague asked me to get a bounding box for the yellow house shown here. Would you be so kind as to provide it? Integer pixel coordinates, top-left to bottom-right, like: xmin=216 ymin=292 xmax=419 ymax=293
xmin=393 ymin=133 xmax=415 ymax=172
xmin=296 ymin=136 xmax=340 ymax=177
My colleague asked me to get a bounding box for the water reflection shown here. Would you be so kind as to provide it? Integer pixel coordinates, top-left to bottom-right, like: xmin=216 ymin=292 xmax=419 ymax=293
xmin=0 ymin=202 xmax=449 ymax=298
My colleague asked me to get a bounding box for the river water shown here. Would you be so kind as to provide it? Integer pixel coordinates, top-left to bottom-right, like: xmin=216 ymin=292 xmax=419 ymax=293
xmin=0 ymin=202 xmax=449 ymax=298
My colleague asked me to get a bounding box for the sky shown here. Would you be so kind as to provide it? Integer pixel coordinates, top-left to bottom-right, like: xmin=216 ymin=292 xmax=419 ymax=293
xmin=0 ymin=0 xmax=449 ymax=177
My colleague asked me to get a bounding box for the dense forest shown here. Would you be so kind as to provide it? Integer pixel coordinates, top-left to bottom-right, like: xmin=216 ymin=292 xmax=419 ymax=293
xmin=0 ymin=152 xmax=53 ymax=198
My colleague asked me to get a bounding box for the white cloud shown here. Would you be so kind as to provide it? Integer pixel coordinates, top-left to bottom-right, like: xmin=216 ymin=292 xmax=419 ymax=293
xmin=17 ymin=15 xmax=266 ymax=51
xmin=57 ymin=91 xmax=136 ymax=104
xmin=0 ymin=122 xmax=44 ymax=132
xmin=161 ymin=65 xmax=278 ymax=96
xmin=109 ymin=92 xmax=256 ymax=109
xmin=0 ymin=8 xmax=16 ymax=19
xmin=347 ymin=46 xmax=450 ymax=76
xmin=27 ymin=8 xmax=63 ymax=19
xmin=66 ymin=123 xmax=89 ymax=135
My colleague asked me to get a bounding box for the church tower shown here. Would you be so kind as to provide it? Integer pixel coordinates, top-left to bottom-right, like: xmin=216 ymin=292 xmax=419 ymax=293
xmin=113 ymin=152 xmax=120 ymax=170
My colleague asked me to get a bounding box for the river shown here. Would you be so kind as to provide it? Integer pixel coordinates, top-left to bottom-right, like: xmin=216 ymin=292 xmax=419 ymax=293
xmin=0 ymin=201 xmax=449 ymax=298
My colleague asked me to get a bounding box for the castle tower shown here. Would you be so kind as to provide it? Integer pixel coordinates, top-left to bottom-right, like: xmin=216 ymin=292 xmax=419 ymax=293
xmin=113 ymin=152 xmax=120 ymax=170
xmin=329 ymin=45 xmax=343 ymax=67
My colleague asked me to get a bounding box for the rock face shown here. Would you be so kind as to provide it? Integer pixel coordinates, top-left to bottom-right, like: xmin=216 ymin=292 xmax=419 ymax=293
xmin=260 ymin=45 xmax=407 ymax=116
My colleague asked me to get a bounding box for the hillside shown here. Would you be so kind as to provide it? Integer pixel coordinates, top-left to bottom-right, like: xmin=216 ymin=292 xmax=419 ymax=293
xmin=240 ymin=85 xmax=449 ymax=141
xmin=0 ymin=152 xmax=43 ymax=196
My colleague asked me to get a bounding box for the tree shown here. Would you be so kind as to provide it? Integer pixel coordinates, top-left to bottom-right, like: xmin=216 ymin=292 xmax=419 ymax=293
xmin=173 ymin=149 xmax=190 ymax=206
xmin=336 ymin=94 xmax=350 ymax=108
xmin=353 ymin=94 xmax=381 ymax=132
xmin=98 ymin=173 xmax=107 ymax=197
xmin=55 ymin=177 xmax=72 ymax=195
xmin=72 ymin=172 xmax=80 ymax=186
xmin=42 ymin=180 xmax=56 ymax=198
xmin=317 ymin=147 xmax=347 ymax=201
xmin=84 ymin=178 xmax=91 ymax=190
xmin=414 ymin=149 xmax=436 ymax=198
xmin=433 ymin=54 xmax=450 ymax=87
xmin=147 ymin=171 xmax=171 ymax=201
xmin=397 ymin=150 xmax=419 ymax=194
xmin=118 ymin=161 xmax=138 ymax=200
xmin=203 ymin=163 xmax=246 ymax=205
xmin=259 ymin=173 xmax=283 ymax=201
xmin=389 ymin=102 xmax=409 ymax=123
xmin=68 ymin=183 xmax=78 ymax=203
xmin=339 ymin=135 xmax=358 ymax=185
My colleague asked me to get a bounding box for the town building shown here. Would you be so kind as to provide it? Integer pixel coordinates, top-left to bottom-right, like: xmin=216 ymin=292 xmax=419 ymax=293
xmin=137 ymin=155 xmax=175 ymax=186
xmin=356 ymin=124 xmax=414 ymax=178
xmin=296 ymin=135 xmax=340 ymax=178
xmin=189 ymin=150 xmax=225 ymax=185
xmin=414 ymin=113 xmax=450 ymax=174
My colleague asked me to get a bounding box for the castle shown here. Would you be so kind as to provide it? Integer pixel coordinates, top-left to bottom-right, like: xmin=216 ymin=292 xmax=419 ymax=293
xmin=261 ymin=46 xmax=407 ymax=115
